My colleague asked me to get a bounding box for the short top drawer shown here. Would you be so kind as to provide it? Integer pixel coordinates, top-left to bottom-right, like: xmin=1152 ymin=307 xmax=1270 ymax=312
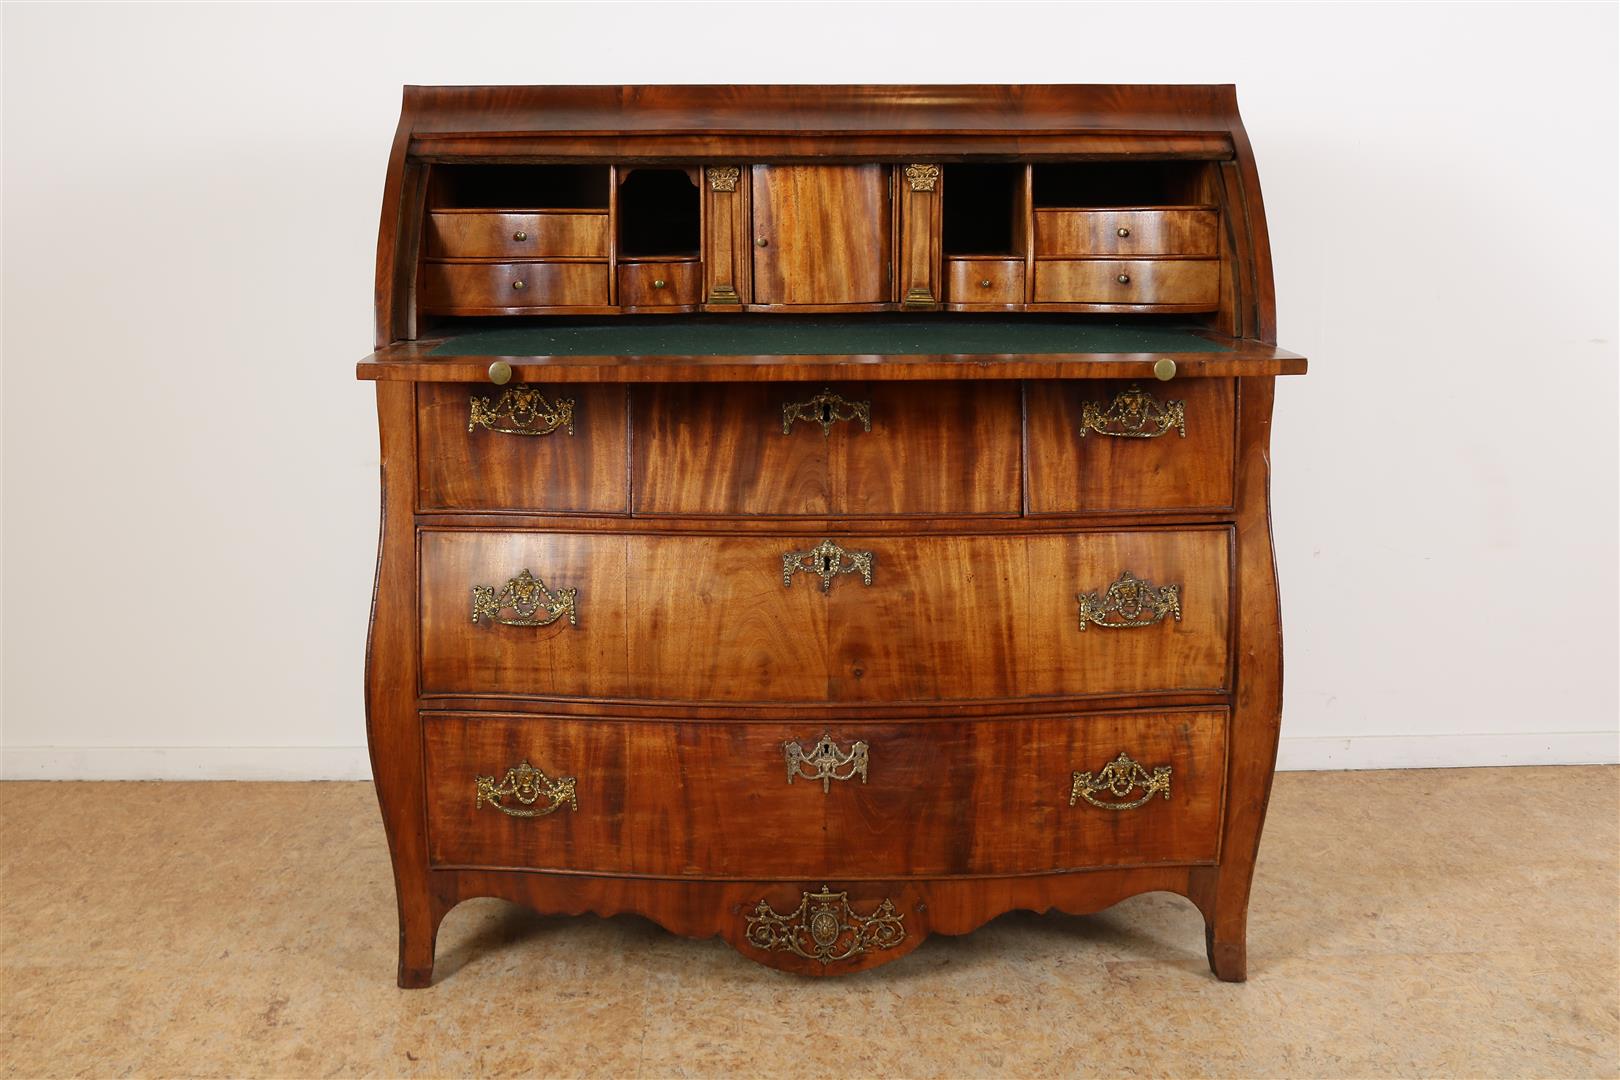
xmin=1026 ymin=379 xmax=1237 ymax=513
xmin=416 ymin=383 xmax=628 ymax=513
xmin=425 ymin=211 xmax=609 ymax=259
xmin=1034 ymin=208 xmax=1219 ymax=257
xmin=632 ymin=382 xmax=1022 ymax=516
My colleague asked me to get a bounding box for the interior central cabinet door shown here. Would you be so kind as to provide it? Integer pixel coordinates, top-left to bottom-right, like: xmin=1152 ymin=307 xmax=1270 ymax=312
xmin=751 ymin=165 xmax=891 ymax=305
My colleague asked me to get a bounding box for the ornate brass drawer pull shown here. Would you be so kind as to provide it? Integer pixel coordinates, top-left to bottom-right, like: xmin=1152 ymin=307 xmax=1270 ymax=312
xmin=782 ymin=539 xmax=874 ymax=594
xmin=745 ymin=887 xmax=906 ymax=966
xmin=1080 ymin=384 xmax=1186 ymax=439
xmin=784 ymin=732 xmax=869 ymax=792
xmin=782 ymin=388 xmax=872 ymax=436
xmin=1077 ymin=569 xmax=1181 ymax=631
xmin=471 ymin=568 xmax=578 ymax=628
xmin=476 ymin=759 xmax=578 ymax=819
xmin=1070 ymin=751 xmax=1171 ymax=810
xmin=468 ymin=385 xmax=576 ymax=436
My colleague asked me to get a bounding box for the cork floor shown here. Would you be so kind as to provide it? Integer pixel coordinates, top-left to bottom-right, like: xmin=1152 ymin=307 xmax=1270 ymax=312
xmin=2 ymin=767 xmax=1616 ymax=1079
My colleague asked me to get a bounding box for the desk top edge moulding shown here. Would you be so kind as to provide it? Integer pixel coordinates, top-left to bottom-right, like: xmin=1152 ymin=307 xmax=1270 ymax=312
xmin=357 ymin=84 xmax=1304 ymax=985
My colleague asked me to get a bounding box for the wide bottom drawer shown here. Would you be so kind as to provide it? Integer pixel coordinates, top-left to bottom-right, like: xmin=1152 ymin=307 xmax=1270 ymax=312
xmin=424 ymin=708 xmax=1227 ymax=878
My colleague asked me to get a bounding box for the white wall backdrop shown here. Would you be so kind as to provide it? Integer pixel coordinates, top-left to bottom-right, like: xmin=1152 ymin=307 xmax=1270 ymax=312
xmin=3 ymin=2 xmax=1616 ymax=779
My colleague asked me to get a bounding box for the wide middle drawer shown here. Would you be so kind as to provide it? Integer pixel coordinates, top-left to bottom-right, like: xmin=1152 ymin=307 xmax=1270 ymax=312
xmin=419 ymin=527 xmax=1231 ymax=703
xmin=632 ymin=381 xmax=1022 ymax=516
xmin=423 ymin=707 xmax=1228 ymax=878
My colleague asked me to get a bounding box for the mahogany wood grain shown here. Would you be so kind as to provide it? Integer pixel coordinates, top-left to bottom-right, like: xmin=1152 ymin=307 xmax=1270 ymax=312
xmin=429 ymin=865 xmax=1200 ymax=977
xmin=633 ymin=383 xmax=831 ymax=516
xmin=828 ymin=528 xmax=1231 ymax=702
xmin=415 ymin=383 xmax=628 ymax=513
xmin=898 ymin=166 xmax=942 ymax=307
xmin=945 ymin=257 xmax=1025 ymax=306
xmin=1187 ymin=376 xmax=1283 ymax=981
xmin=365 ymin=382 xmax=434 ymax=987
xmin=374 ymin=96 xmax=416 ymax=347
xmin=392 ymin=84 xmax=1248 ymax=167
xmin=423 ymin=708 xmax=1227 ymax=878
xmin=616 ymin=260 xmax=700 ymax=308
xmin=358 ymin=340 xmax=1307 ymax=384
xmin=701 ymin=166 xmax=750 ymax=307
xmin=1033 ymin=259 xmax=1220 ymax=306
xmin=421 ymin=260 xmax=610 ymax=312
xmin=418 ymin=528 xmax=1230 ymax=704
xmin=416 ymin=512 xmax=1236 ymax=538
xmin=426 ymin=210 xmax=609 ymax=259
xmin=364 ymin=84 xmax=1297 ymax=985
xmin=1034 ymin=208 xmax=1219 ymax=257
xmin=751 ymin=165 xmax=891 ymax=305
xmin=1025 ymin=378 xmax=1236 ymax=514
xmin=631 ymin=381 xmax=1021 ymax=517
xmin=419 ymin=530 xmax=825 ymax=703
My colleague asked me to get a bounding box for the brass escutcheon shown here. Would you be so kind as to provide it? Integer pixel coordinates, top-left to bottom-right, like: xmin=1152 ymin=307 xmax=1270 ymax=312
xmin=783 ymin=389 xmax=871 ymax=437
xmin=782 ymin=540 xmax=874 ymax=594
xmin=784 ymin=733 xmax=869 ymax=793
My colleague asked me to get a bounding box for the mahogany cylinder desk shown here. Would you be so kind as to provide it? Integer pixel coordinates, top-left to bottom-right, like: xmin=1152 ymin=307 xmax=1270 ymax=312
xmin=357 ymin=84 xmax=1306 ymax=985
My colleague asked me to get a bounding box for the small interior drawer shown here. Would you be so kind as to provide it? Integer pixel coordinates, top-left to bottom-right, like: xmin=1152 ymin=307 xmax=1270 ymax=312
xmin=421 ymin=261 xmax=611 ymax=312
xmin=618 ymin=260 xmax=700 ymax=307
xmin=1033 ymin=259 xmax=1219 ymax=307
xmin=946 ymin=258 xmax=1024 ymax=305
xmin=426 ymin=210 xmax=609 ymax=259
xmin=1034 ymin=208 xmax=1219 ymax=257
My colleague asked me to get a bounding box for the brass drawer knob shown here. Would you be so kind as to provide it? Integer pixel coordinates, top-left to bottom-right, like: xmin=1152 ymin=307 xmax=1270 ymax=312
xmin=513 ymin=230 xmax=528 ymax=242
xmin=486 ymin=361 xmax=513 ymax=386
xmin=1154 ymin=358 xmax=1177 ymax=382
xmin=979 ymin=278 xmax=993 ymax=288
xmin=512 ymin=279 xmax=527 ymax=290
xmin=471 ymin=568 xmax=579 ymax=628
xmin=652 ymin=278 xmax=667 ymax=289
xmin=1079 ymin=384 xmax=1185 ymax=438
xmin=783 ymin=732 xmax=869 ymax=792
xmin=1077 ymin=570 xmax=1181 ymax=631
xmin=1116 ymin=273 xmax=1131 ymax=285
xmin=1070 ymin=751 xmax=1171 ymax=810
xmin=783 ymin=539 xmax=874 ymax=594
xmin=1117 ymin=226 xmax=1131 ymax=238
xmin=755 ymin=237 xmax=769 ymax=247
xmin=476 ymin=758 xmax=578 ymax=819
